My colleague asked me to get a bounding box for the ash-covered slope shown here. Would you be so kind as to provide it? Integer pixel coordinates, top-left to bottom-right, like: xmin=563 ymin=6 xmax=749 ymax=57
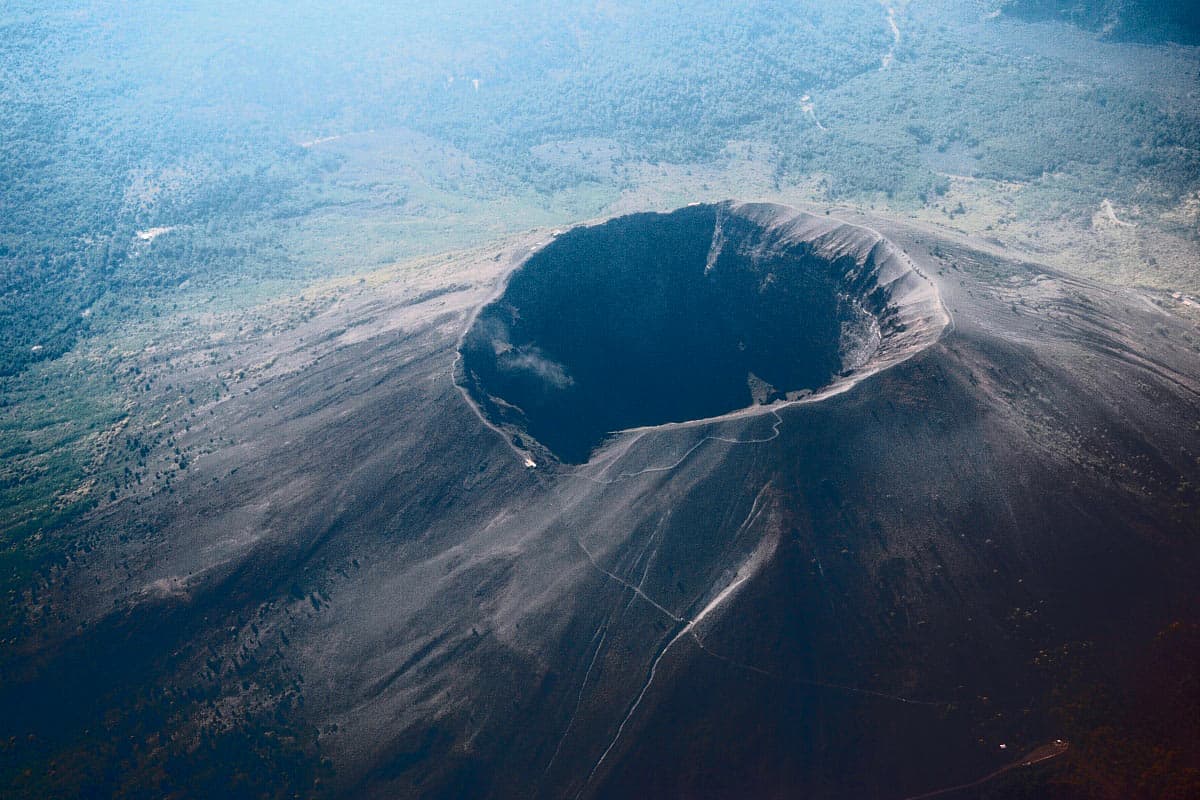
xmin=2 ymin=204 xmax=1199 ymax=799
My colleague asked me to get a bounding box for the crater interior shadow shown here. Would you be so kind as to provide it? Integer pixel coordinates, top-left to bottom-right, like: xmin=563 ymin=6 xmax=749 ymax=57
xmin=460 ymin=203 xmax=888 ymax=464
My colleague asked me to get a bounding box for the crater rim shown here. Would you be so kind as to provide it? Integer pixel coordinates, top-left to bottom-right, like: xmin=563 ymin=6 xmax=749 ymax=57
xmin=456 ymin=201 xmax=949 ymax=465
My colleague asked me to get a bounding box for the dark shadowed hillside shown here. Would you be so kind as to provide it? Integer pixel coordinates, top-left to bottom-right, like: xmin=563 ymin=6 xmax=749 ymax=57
xmin=1005 ymin=0 xmax=1200 ymax=43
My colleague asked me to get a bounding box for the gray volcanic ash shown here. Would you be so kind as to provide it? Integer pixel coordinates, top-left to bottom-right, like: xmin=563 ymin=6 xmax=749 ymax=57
xmin=4 ymin=203 xmax=1199 ymax=800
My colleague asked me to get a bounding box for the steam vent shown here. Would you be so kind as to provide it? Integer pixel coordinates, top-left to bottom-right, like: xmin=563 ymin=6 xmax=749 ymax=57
xmin=460 ymin=201 xmax=947 ymax=463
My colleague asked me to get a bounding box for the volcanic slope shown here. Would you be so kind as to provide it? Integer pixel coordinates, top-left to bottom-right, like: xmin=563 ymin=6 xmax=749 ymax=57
xmin=2 ymin=202 xmax=1199 ymax=800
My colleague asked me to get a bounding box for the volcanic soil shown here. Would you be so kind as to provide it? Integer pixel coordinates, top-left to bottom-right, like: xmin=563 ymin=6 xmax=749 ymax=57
xmin=3 ymin=202 xmax=1199 ymax=800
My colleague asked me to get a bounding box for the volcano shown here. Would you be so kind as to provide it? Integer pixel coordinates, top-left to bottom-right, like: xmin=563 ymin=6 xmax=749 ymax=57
xmin=3 ymin=203 xmax=1198 ymax=800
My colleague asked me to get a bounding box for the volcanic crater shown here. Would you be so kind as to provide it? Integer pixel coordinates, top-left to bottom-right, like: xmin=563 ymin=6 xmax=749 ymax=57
xmin=460 ymin=201 xmax=947 ymax=463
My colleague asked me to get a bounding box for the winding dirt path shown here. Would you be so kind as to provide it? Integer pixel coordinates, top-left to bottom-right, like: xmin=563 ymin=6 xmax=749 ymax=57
xmin=882 ymin=2 xmax=902 ymax=69
xmin=1102 ymin=198 xmax=1135 ymax=227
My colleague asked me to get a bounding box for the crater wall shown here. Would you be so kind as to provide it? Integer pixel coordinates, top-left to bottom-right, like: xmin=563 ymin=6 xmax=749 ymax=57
xmin=460 ymin=201 xmax=946 ymax=463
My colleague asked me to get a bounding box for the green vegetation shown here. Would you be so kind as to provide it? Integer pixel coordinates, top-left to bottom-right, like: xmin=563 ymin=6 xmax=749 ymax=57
xmin=0 ymin=0 xmax=889 ymax=376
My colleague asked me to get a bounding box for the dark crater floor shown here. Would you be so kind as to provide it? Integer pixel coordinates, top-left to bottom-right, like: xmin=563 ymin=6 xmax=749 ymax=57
xmin=460 ymin=202 xmax=937 ymax=463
